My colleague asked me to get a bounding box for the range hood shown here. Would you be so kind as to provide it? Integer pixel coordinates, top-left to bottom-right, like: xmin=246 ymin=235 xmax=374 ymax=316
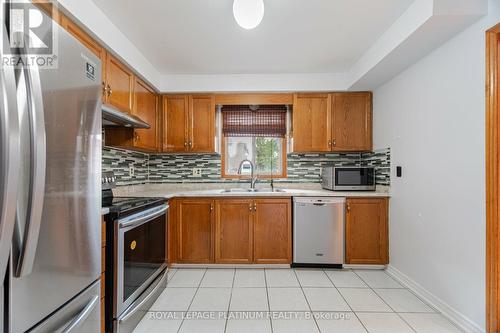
xmin=102 ymin=104 xmax=150 ymax=129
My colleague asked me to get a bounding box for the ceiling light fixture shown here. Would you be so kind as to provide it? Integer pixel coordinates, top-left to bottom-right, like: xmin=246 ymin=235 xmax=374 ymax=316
xmin=233 ymin=0 xmax=264 ymax=30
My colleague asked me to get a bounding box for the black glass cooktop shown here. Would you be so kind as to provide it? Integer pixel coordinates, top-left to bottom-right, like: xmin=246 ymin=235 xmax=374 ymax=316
xmin=102 ymin=191 xmax=165 ymax=215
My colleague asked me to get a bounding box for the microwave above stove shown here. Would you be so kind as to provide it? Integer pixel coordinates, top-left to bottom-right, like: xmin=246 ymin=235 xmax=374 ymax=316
xmin=322 ymin=166 xmax=376 ymax=191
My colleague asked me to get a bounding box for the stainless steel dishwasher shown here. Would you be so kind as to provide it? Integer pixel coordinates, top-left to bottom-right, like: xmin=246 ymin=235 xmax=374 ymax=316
xmin=293 ymin=197 xmax=345 ymax=268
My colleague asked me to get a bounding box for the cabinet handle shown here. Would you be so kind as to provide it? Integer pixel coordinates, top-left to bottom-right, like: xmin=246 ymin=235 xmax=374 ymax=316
xmin=210 ymin=204 xmax=214 ymax=212
xmin=249 ymin=204 xmax=253 ymax=212
xmin=184 ymin=142 xmax=187 ymax=147
xmin=253 ymin=204 xmax=257 ymax=211
xmin=332 ymin=139 xmax=336 ymax=146
xmin=102 ymin=82 xmax=108 ymax=96
xmin=346 ymin=203 xmax=350 ymax=213
xmin=134 ymin=133 xmax=139 ymax=142
xmin=188 ymin=141 xmax=193 ymax=148
xmin=328 ymin=140 xmax=332 ymax=147
xmin=106 ymin=84 xmax=112 ymax=97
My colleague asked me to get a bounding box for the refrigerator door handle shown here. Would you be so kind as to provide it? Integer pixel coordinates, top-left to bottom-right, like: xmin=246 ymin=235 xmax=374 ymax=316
xmin=15 ymin=58 xmax=46 ymax=278
xmin=59 ymin=295 xmax=99 ymax=333
xmin=0 ymin=27 xmax=20 ymax=281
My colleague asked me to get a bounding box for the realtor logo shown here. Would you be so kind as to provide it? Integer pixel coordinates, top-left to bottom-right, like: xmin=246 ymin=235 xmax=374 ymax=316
xmin=1 ymin=0 xmax=58 ymax=68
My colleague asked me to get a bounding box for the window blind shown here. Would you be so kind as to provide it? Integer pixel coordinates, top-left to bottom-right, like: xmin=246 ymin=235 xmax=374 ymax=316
xmin=222 ymin=105 xmax=287 ymax=137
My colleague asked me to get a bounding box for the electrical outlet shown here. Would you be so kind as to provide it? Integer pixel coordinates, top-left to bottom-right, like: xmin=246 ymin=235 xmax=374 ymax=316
xmin=192 ymin=168 xmax=202 ymax=177
xmin=129 ymin=165 xmax=135 ymax=177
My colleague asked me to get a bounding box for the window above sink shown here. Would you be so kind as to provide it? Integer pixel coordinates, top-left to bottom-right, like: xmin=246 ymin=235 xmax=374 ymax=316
xmin=220 ymin=105 xmax=288 ymax=179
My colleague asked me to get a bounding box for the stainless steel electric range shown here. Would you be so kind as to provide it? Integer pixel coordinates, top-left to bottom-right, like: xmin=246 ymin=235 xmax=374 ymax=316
xmin=102 ymin=172 xmax=169 ymax=333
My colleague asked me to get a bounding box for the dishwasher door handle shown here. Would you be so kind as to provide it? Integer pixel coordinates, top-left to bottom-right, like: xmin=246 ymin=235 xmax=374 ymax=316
xmin=313 ymin=203 xmax=326 ymax=206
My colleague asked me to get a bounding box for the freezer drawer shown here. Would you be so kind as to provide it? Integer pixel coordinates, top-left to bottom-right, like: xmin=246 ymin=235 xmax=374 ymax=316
xmin=30 ymin=280 xmax=100 ymax=333
xmin=293 ymin=197 xmax=345 ymax=266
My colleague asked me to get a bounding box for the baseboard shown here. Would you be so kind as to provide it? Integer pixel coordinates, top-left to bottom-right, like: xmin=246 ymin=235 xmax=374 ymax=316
xmin=171 ymin=264 xmax=291 ymax=269
xmin=386 ymin=265 xmax=484 ymax=333
xmin=343 ymin=264 xmax=386 ymax=270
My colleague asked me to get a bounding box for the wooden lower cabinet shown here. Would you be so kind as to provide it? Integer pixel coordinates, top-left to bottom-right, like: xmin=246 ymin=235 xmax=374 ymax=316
xmin=177 ymin=199 xmax=215 ymax=263
xmin=215 ymin=199 xmax=253 ymax=263
xmin=253 ymin=199 xmax=292 ymax=264
xmin=171 ymin=198 xmax=291 ymax=264
xmin=100 ymin=216 xmax=106 ymax=333
xmin=345 ymin=198 xmax=389 ymax=265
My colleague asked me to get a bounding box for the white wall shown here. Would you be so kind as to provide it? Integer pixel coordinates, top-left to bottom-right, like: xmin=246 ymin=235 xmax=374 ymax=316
xmin=373 ymin=1 xmax=500 ymax=331
xmin=57 ymin=0 xmax=161 ymax=89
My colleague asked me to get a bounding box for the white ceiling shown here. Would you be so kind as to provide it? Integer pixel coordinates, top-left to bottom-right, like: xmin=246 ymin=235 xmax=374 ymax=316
xmin=91 ymin=0 xmax=414 ymax=75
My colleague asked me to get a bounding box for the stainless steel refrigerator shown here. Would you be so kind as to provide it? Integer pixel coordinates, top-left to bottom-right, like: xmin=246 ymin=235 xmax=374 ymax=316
xmin=1 ymin=2 xmax=102 ymax=332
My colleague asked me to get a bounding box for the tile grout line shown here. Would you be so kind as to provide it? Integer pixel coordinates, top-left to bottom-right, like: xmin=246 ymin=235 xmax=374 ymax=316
xmin=376 ymin=286 xmax=441 ymax=313
xmin=167 ymin=267 xmax=178 ymax=282
xmin=352 ymin=270 xmax=418 ymax=333
xmin=322 ymin=269 xmax=369 ymax=333
xmin=176 ymin=268 xmax=207 ymax=333
xmin=223 ymin=269 xmax=236 ymax=333
xmin=292 ymin=269 xmax=322 ymax=333
xmin=354 ymin=270 xmax=457 ymax=332
xmin=264 ymin=268 xmax=274 ymax=333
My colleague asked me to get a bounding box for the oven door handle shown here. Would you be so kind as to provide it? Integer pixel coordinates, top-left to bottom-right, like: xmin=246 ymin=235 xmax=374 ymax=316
xmin=118 ymin=204 xmax=168 ymax=230
xmin=118 ymin=268 xmax=168 ymax=323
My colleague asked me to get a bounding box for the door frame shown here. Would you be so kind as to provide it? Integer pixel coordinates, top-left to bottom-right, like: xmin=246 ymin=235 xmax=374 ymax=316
xmin=486 ymin=23 xmax=500 ymax=333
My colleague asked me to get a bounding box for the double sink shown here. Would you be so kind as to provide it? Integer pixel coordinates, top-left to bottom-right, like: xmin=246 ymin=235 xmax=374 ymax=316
xmin=219 ymin=188 xmax=287 ymax=194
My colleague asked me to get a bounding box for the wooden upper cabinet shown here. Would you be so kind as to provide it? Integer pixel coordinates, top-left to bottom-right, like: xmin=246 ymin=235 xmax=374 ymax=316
xmin=345 ymin=198 xmax=389 ymax=265
xmin=253 ymin=199 xmax=292 ymax=264
xmin=162 ymin=94 xmax=216 ymax=153
xmin=133 ymin=78 xmax=159 ymax=151
xmin=104 ymin=53 xmax=134 ymax=114
xmin=188 ymin=95 xmax=215 ymax=152
xmin=163 ymin=95 xmax=189 ymax=152
xmin=215 ymin=199 xmax=253 ymax=264
xmin=331 ymin=92 xmax=372 ymax=151
xmin=177 ymin=199 xmax=214 ymax=263
xmin=292 ymin=92 xmax=372 ymax=153
xmin=60 ymin=15 xmax=104 ymax=60
xmin=292 ymin=94 xmax=332 ymax=152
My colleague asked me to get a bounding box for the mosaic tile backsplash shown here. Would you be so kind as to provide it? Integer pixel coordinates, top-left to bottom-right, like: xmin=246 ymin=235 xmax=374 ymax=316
xmin=102 ymin=147 xmax=149 ymax=185
xmin=103 ymin=147 xmax=391 ymax=186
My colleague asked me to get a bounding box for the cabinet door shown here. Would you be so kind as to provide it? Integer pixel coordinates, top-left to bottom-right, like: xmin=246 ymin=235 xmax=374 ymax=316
xmin=253 ymin=199 xmax=292 ymax=264
xmin=292 ymin=94 xmax=331 ymax=152
xmin=188 ymin=95 xmax=215 ymax=152
xmin=163 ymin=95 xmax=188 ymax=152
xmin=60 ymin=15 xmax=104 ymax=60
xmin=105 ymin=53 xmax=134 ymax=113
xmin=133 ymin=78 xmax=158 ymax=151
xmin=168 ymin=198 xmax=184 ymax=264
xmin=215 ymin=199 xmax=253 ymax=263
xmin=345 ymin=198 xmax=388 ymax=264
xmin=177 ymin=199 xmax=214 ymax=263
xmin=332 ymin=92 xmax=372 ymax=151
xmin=59 ymin=15 xmax=106 ymax=99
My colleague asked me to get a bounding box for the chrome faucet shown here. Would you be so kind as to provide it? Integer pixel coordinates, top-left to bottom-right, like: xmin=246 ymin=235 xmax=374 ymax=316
xmin=238 ymin=159 xmax=258 ymax=191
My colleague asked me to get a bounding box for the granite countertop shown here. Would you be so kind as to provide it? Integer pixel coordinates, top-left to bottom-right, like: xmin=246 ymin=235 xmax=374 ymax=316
xmin=112 ymin=183 xmax=391 ymax=200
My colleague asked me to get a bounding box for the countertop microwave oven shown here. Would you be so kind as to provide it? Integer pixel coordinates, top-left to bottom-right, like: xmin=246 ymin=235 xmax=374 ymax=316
xmin=321 ymin=166 xmax=376 ymax=191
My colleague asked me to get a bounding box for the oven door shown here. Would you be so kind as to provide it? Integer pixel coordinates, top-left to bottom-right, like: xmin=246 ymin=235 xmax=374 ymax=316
xmin=115 ymin=204 xmax=168 ymax=317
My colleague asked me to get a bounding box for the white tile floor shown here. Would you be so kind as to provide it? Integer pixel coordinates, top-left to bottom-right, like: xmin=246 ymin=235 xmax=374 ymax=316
xmin=133 ymin=268 xmax=464 ymax=333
